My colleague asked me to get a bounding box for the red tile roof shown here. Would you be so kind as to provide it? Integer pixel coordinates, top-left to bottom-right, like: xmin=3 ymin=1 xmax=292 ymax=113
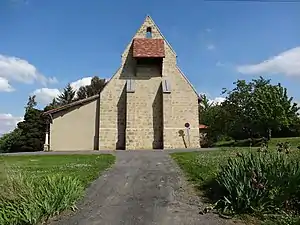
xmin=133 ymin=38 xmax=165 ymax=58
xmin=199 ymin=124 xmax=209 ymax=129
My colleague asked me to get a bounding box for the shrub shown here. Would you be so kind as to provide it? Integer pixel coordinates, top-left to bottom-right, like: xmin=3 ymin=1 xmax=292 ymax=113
xmin=0 ymin=174 xmax=84 ymax=225
xmin=215 ymin=150 xmax=300 ymax=215
xmin=0 ymin=128 xmax=22 ymax=153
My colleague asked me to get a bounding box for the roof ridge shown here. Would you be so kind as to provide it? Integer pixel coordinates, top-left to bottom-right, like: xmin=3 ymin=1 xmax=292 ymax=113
xmin=145 ymin=15 xmax=177 ymax=57
xmin=44 ymin=94 xmax=99 ymax=115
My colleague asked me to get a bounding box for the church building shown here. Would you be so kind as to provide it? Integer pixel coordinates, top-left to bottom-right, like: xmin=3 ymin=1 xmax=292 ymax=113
xmin=44 ymin=16 xmax=200 ymax=151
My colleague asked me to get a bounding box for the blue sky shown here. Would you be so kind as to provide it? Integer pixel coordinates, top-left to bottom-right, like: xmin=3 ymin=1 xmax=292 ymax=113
xmin=0 ymin=0 xmax=300 ymax=134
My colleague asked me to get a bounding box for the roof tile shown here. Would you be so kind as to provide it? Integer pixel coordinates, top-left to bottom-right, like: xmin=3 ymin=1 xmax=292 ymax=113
xmin=133 ymin=38 xmax=165 ymax=58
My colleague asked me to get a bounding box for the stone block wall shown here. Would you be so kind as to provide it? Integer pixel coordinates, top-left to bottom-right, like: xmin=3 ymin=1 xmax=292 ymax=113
xmin=99 ymin=67 xmax=127 ymax=150
xmin=125 ymin=67 xmax=163 ymax=149
xmin=99 ymin=16 xmax=200 ymax=150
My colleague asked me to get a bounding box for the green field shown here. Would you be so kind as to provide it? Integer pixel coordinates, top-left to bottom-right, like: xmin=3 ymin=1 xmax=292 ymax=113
xmin=0 ymin=154 xmax=116 ymax=225
xmin=0 ymin=154 xmax=115 ymax=186
xmin=214 ymin=137 xmax=300 ymax=148
xmin=171 ymin=137 xmax=300 ymax=224
xmin=172 ymin=137 xmax=300 ymax=193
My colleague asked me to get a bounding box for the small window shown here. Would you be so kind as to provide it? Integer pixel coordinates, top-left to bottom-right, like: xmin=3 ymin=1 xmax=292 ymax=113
xmin=126 ymin=79 xmax=135 ymax=93
xmin=162 ymin=79 xmax=171 ymax=93
xmin=146 ymin=27 xmax=152 ymax=38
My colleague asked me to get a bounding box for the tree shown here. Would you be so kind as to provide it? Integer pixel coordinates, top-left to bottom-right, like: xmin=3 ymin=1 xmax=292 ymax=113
xmin=199 ymin=94 xmax=228 ymax=143
xmin=250 ymin=80 xmax=300 ymax=139
xmin=56 ymin=83 xmax=76 ymax=105
xmin=17 ymin=107 xmax=47 ymax=152
xmin=25 ymin=95 xmax=37 ymax=112
xmin=76 ymin=76 xmax=106 ymax=100
xmin=44 ymin=98 xmax=59 ymax=112
xmin=77 ymin=86 xmax=88 ymax=100
xmin=0 ymin=128 xmax=22 ymax=153
xmin=222 ymin=76 xmax=300 ymax=140
xmin=222 ymin=79 xmax=254 ymax=140
xmin=199 ymin=94 xmax=213 ymax=113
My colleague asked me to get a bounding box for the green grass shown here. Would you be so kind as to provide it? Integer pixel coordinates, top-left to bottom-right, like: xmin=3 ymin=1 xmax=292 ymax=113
xmin=268 ymin=137 xmax=300 ymax=147
xmin=171 ymin=147 xmax=300 ymax=224
xmin=214 ymin=137 xmax=300 ymax=148
xmin=171 ymin=147 xmax=300 ymax=192
xmin=0 ymin=154 xmax=115 ymax=187
xmin=0 ymin=154 xmax=115 ymax=225
xmin=171 ymin=148 xmax=240 ymax=188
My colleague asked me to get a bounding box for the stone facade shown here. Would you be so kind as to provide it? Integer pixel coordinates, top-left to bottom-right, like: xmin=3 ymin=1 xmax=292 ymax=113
xmin=46 ymin=15 xmax=200 ymax=151
xmin=99 ymin=16 xmax=199 ymax=150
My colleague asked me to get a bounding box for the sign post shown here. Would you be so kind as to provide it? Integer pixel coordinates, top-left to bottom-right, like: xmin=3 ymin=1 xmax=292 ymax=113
xmin=185 ymin=122 xmax=190 ymax=148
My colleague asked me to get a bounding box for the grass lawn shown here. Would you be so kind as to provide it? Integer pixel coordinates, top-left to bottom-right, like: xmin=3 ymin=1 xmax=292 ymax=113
xmin=171 ymin=145 xmax=300 ymax=193
xmin=0 ymin=154 xmax=115 ymax=225
xmin=0 ymin=154 xmax=116 ymax=187
xmin=214 ymin=137 xmax=300 ymax=148
xmin=171 ymin=148 xmax=243 ymax=189
xmin=171 ymin=139 xmax=300 ymax=224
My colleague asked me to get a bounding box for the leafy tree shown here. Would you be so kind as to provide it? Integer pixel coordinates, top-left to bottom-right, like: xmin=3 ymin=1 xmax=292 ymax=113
xmin=0 ymin=128 xmax=22 ymax=153
xmin=44 ymin=98 xmax=59 ymax=112
xmin=222 ymin=77 xmax=300 ymax=140
xmin=250 ymin=80 xmax=300 ymax=139
xmin=222 ymin=79 xmax=255 ymax=140
xmin=199 ymin=94 xmax=213 ymax=113
xmin=56 ymin=83 xmax=76 ymax=105
xmin=77 ymin=86 xmax=89 ymax=100
xmin=199 ymin=94 xmax=228 ymax=143
xmin=76 ymin=76 xmax=106 ymax=100
xmin=17 ymin=107 xmax=47 ymax=152
xmin=25 ymin=95 xmax=37 ymax=112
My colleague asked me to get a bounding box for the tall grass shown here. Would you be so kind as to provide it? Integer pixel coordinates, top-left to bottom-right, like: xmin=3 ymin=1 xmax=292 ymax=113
xmin=215 ymin=150 xmax=300 ymax=216
xmin=0 ymin=174 xmax=84 ymax=225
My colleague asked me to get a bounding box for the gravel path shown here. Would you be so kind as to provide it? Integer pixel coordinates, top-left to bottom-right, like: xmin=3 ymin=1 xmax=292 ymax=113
xmin=47 ymin=151 xmax=241 ymax=225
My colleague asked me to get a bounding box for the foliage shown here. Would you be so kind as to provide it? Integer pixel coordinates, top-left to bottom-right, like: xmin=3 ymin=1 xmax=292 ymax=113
xmin=199 ymin=94 xmax=227 ymax=144
xmin=0 ymin=154 xmax=115 ymax=224
xmin=171 ymin=146 xmax=300 ymax=223
xmin=215 ymin=150 xmax=300 ymax=215
xmin=0 ymin=174 xmax=84 ymax=225
xmin=76 ymin=76 xmax=106 ymax=100
xmin=56 ymin=83 xmax=76 ymax=106
xmin=0 ymin=128 xmax=22 ymax=153
xmin=201 ymin=77 xmax=300 ymax=141
xmin=0 ymin=96 xmax=48 ymax=153
xmin=250 ymin=80 xmax=300 ymax=139
xmin=45 ymin=98 xmax=60 ymax=111
xmin=16 ymin=107 xmax=47 ymax=152
xmin=25 ymin=95 xmax=37 ymax=113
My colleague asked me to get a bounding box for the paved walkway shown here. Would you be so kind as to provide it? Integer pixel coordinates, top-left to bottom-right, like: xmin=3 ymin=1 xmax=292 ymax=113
xmin=47 ymin=151 xmax=241 ymax=225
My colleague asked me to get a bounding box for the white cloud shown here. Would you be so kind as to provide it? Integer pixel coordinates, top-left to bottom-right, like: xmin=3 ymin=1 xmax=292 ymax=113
xmin=199 ymin=92 xmax=225 ymax=106
xmin=70 ymin=77 xmax=92 ymax=91
xmin=207 ymin=44 xmax=215 ymax=51
xmin=32 ymin=76 xmax=93 ymax=105
xmin=32 ymin=88 xmax=60 ymax=104
xmin=209 ymin=97 xmax=226 ymax=105
xmin=0 ymin=113 xmax=23 ymax=136
xmin=0 ymin=77 xmax=14 ymax=92
xmin=0 ymin=54 xmax=57 ymax=88
xmin=237 ymin=47 xmax=300 ymax=77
